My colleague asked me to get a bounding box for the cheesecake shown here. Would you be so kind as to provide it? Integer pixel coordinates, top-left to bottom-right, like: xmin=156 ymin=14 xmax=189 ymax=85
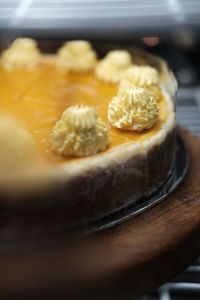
xmin=0 ymin=39 xmax=176 ymax=230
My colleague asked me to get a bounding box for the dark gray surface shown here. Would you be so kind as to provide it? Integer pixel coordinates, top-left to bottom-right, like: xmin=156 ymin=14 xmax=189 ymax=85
xmin=0 ymin=0 xmax=200 ymax=39
xmin=177 ymin=87 xmax=200 ymax=137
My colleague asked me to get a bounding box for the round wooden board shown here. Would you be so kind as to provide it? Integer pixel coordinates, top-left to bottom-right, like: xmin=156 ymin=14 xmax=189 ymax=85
xmin=0 ymin=127 xmax=200 ymax=299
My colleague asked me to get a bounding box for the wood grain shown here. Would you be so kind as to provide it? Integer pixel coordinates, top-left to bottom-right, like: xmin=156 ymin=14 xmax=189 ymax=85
xmin=0 ymin=127 xmax=199 ymax=299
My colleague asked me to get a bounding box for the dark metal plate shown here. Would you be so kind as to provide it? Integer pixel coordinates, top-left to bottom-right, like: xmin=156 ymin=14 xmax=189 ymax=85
xmin=83 ymin=134 xmax=189 ymax=234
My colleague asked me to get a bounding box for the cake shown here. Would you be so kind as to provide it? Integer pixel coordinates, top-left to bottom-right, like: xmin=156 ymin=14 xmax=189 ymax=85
xmin=0 ymin=38 xmax=176 ymax=231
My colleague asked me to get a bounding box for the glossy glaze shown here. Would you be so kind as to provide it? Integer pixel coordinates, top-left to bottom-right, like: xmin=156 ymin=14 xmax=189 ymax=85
xmin=0 ymin=59 xmax=168 ymax=164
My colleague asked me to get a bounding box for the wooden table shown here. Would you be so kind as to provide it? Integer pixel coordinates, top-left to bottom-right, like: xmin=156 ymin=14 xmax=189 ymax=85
xmin=0 ymin=128 xmax=200 ymax=299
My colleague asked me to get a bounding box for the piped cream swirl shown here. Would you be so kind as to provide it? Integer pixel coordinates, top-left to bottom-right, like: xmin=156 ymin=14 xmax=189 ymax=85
xmin=1 ymin=38 xmax=41 ymax=70
xmin=56 ymin=40 xmax=97 ymax=72
xmin=95 ymin=50 xmax=132 ymax=83
xmin=50 ymin=105 xmax=108 ymax=157
xmin=108 ymin=87 xmax=159 ymax=131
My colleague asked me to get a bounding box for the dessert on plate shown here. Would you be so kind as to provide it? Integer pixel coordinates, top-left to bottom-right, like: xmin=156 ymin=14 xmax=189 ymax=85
xmin=0 ymin=38 xmax=176 ymax=230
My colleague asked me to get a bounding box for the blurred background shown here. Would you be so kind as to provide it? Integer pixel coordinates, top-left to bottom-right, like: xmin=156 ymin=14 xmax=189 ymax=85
xmin=1 ymin=0 xmax=200 ymax=87
xmin=0 ymin=1 xmax=200 ymax=299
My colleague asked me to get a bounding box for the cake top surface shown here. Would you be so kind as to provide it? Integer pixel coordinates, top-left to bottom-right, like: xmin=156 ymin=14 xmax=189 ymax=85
xmin=0 ymin=38 xmax=174 ymax=170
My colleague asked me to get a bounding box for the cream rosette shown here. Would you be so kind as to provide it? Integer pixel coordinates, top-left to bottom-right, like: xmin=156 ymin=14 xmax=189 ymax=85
xmin=56 ymin=40 xmax=97 ymax=72
xmin=50 ymin=105 xmax=108 ymax=157
xmin=108 ymin=87 xmax=159 ymax=131
xmin=95 ymin=50 xmax=132 ymax=83
xmin=1 ymin=38 xmax=41 ymax=70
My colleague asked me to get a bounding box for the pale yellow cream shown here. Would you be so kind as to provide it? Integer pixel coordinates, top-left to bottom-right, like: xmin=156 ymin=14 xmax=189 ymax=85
xmin=56 ymin=40 xmax=97 ymax=72
xmin=1 ymin=38 xmax=41 ymax=70
xmin=95 ymin=50 xmax=132 ymax=83
xmin=50 ymin=105 xmax=108 ymax=157
xmin=108 ymin=87 xmax=159 ymax=131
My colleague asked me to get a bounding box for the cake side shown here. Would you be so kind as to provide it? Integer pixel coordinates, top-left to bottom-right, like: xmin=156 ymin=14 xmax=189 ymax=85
xmin=0 ymin=126 xmax=175 ymax=232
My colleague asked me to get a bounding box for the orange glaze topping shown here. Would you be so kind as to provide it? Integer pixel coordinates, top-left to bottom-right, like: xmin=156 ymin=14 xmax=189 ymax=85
xmin=0 ymin=58 xmax=169 ymax=164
